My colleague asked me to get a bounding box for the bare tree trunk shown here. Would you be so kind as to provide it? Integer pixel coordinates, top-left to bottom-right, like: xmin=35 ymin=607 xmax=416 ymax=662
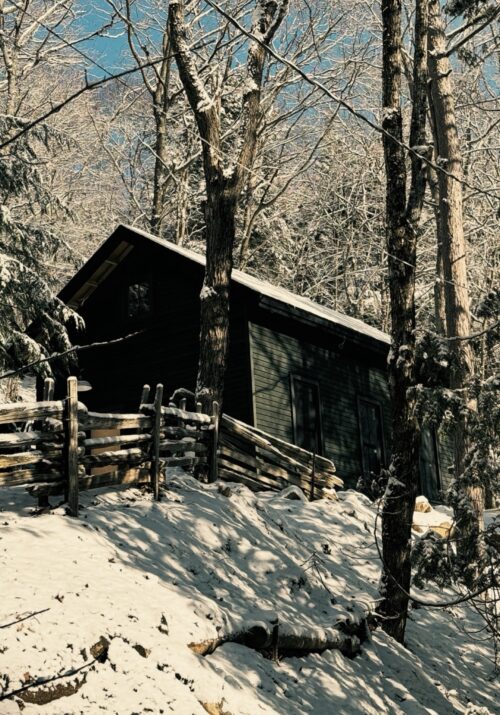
xmin=151 ymin=27 xmax=172 ymax=236
xmin=377 ymin=0 xmax=429 ymax=644
xmin=196 ymin=186 xmax=238 ymax=409
xmin=175 ymin=165 xmax=190 ymax=245
xmin=427 ymin=0 xmax=484 ymax=564
xmin=427 ymin=166 xmax=447 ymax=335
xmin=151 ymin=106 xmax=169 ymax=235
xmin=239 ymin=162 xmax=259 ymax=265
xmin=169 ymin=0 xmax=288 ymax=412
xmin=0 ymin=2 xmax=17 ymax=116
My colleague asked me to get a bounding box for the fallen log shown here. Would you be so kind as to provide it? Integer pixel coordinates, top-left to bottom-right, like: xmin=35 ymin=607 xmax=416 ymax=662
xmin=188 ymin=614 xmax=368 ymax=660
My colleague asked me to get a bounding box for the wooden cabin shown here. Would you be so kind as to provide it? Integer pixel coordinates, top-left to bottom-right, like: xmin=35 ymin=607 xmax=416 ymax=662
xmin=59 ymin=224 xmax=449 ymax=497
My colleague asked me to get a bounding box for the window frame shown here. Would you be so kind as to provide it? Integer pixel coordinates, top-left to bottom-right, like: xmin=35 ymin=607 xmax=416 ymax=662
xmin=289 ymin=374 xmax=324 ymax=456
xmin=419 ymin=424 xmax=442 ymax=497
xmin=123 ymin=274 xmax=154 ymax=324
xmin=356 ymin=395 xmax=386 ymax=477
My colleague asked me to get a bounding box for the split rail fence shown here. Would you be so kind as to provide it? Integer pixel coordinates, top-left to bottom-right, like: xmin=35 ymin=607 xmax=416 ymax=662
xmin=0 ymin=378 xmax=343 ymax=514
xmin=218 ymin=414 xmax=343 ymax=498
xmin=0 ymin=377 xmax=216 ymax=516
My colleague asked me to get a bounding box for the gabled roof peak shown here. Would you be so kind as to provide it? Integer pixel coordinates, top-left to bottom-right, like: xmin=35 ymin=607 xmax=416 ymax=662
xmin=61 ymin=223 xmax=390 ymax=348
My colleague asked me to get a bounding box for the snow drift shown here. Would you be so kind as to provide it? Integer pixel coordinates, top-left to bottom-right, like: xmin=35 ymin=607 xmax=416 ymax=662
xmin=0 ymin=476 xmax=497 ymax=714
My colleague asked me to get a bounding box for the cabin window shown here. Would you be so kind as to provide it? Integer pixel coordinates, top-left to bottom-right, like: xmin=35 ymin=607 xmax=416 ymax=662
xmin=126 ymin=280 xmax=152 ymax=320
xmin=357 ymin=397 xmax=385 ymax=478
xmin=290 ymin=375 xmax=323 ymax=455
xmin=419 ymin=426 xmax=441 ymax=500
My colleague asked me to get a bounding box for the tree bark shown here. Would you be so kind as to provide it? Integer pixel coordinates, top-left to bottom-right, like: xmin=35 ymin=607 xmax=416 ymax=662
xmin=377 ymin=0 xmax=428 ymax=644
xmin=150 ymin=26 xmax=173 ymax=236
xmin=175 ymin=164 xmax=190 ymax=245
xmin=196 ymin=186 xmax=238 ymax=410
xmin=188 ymin=613 xmax=369 ymax=658
xmin=427 ymin=165 xmax=447 ymax=335
xmin=427 ymin=0 xmax=484 ymax=567
xmin=169 ymin=0 xmax=288 ymax=412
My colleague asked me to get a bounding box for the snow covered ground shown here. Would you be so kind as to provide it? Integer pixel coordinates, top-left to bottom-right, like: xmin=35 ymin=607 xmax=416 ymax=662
xmin=0 ymin=476 xmax=497 ymax=714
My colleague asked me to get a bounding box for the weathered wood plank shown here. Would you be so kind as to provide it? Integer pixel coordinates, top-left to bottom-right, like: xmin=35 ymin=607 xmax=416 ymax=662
xmin=83 ymin=433 xmax=151 ymax=449
xmin=218 ymin=449 xmax=332 ymax=496
xmin=43 ymin=418 xmax=64 ymax=433
xmin=82 ymin=447 xmax=147 ymax=468
xmin=218 ymin=465 xmax=282 ymax=491
xmin=42 ymin=377 xmax=55 ymax=403
xmin=255 ymin=445 xmax=316 ymax=478
xmin=0 ymin=469 xmax=63 ymax=487
xmin=79 ymin=467 xmax=150 ymax=491
xmin=65 ymin=377 xmax=79 ymax=517
xmin=219 ymin=431 xmax=256 ymax=457
xmin=28 ymin=466 xmax=151 ymax=497
xmin=139 ymin=384 xmax=150 ymax=409
xmin=209 ymin=401 xmax=219 ymax=484
xmin=142 ymin=403 xmax=212 ymax=426
xmin=220 ymin=437 xmax=312 ymax=482
xmin=81 ymin=412 xmax=152 ymax=430
xmin=221 ymin=414 xmax=337 ymax=475
xmin=0 ymin=431 xmax=62 ymax=449
xmin=218 ymin=443 xmax=258 ymax=472
xmin=222 ymin=417 xmax=305 ymax=471
xmin=0 ymin=401 xmax=64 ymax=424
xmin=151 ymin=384 xmax=163 ymax=500
xmin=0 ymin=450 xmax=62 ymax=469
xmin=218 ymin=456 xmax=285 ymax=486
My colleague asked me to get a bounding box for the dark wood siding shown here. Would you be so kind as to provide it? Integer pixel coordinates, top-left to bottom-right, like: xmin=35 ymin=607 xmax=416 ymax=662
xmin=74 ymin=240 xmax=252 ymax=420
xmin=248 ymin=320 xmax=391 ymax=487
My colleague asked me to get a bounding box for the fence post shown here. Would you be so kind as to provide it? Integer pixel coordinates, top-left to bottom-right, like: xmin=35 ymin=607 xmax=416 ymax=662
xmin=209 ymin=401 xmax=219 ymax=484
xmin=139 ymin=384 xmax=150 ymax=409
xmin=37 ymin=378 xmax=55 ymax=508
xmin=151 ymin=383 xmax=163 ymax=500
xmin=309 ymin=452 xmax=316 ymax=501
xmin=65 ymin=376 xmax=79 ymax=517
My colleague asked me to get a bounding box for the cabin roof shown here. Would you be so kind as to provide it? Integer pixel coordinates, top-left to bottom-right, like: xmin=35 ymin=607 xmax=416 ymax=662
xmin=60 ymin=224 xmax=390 ymax=348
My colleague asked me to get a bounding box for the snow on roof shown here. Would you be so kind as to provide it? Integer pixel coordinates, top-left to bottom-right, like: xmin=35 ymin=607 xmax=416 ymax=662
xmin=122 ymin=224 xmax=391 ymax=347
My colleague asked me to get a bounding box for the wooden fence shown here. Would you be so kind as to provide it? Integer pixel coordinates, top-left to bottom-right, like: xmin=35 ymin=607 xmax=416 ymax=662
xmin=218 ymin=414 xmax=343 ymax=498
xmin=0 ymin=378 xmax=343 ymax=513
xmin=0 ymin=377 xmax=216 ymax=516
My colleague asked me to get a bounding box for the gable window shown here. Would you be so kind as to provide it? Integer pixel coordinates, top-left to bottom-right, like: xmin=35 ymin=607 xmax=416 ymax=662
xmin=290 ymin=375 xmax=323 ymax=455
xmin=126 ymin=280 xmax=152 ymax=320
xmin=357 ymin=397 xmax=385 ymax=478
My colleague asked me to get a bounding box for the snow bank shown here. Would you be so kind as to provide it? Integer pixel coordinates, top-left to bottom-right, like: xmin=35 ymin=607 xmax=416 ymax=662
xmin=0 ymin=480 xmax=497 ymax=714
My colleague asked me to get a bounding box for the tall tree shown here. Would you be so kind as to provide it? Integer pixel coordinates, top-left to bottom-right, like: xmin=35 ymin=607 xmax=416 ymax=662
xmin=377 ymin=0 xmax=430 ymax=642
xmin=426 ymin=0 xmax=493 ymax=571
xmin=168 ymin=0 xmax=289 ymax=411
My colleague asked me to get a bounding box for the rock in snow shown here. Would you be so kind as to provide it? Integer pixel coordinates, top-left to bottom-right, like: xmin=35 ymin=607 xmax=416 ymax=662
xmin=0 ymin=478 xmax=496 ymax=714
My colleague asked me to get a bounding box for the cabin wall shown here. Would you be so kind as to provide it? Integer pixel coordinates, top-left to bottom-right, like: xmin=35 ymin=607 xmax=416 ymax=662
xmin=248 ymin=316 xmax=391 ymax=488
xmin=74 ymin=240 xmax=252 ymax=420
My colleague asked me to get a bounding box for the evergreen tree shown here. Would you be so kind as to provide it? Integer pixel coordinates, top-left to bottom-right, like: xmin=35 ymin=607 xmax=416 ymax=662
xmin=0 ymin=116 xmax=82 ymax=384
